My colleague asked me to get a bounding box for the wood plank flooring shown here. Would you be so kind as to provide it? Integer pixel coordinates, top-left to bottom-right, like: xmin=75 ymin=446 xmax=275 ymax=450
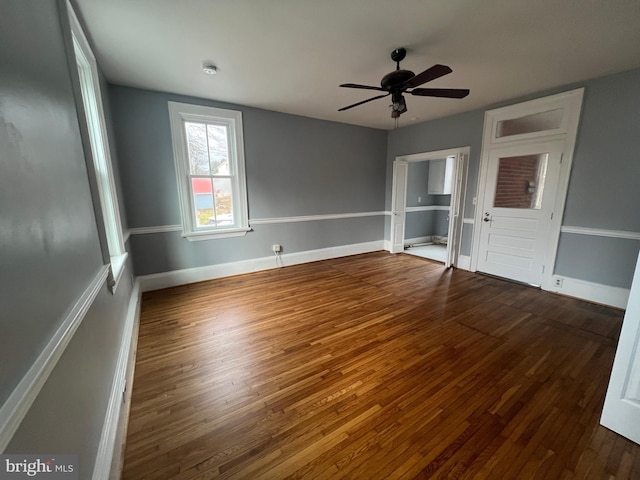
xmin=122 ymin=252 xmax=639 ymax=479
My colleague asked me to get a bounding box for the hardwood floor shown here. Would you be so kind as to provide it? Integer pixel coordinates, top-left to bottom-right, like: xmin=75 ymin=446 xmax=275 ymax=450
xmin=122 ymin=252 xmax=639 ymax=479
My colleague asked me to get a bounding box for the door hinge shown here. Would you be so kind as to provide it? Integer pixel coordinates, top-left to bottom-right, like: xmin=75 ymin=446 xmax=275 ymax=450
xmin=560 ymin=153 xmax=564 ymax=164
xmin=551 ymin=212 xmax=554 ymax=220
xmin=542 ymin=265 xmax=545 ymax=274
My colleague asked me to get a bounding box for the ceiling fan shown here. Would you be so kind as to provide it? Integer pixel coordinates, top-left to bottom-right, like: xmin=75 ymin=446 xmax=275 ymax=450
xmin=338 ymin=48 xmax=470 ymax=118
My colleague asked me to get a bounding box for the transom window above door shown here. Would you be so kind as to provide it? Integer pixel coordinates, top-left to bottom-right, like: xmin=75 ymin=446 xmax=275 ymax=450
xmin=485 ymin=91 xmax=583 ymax=145
xmin=496 ymin=108 xmax=564 ymax=138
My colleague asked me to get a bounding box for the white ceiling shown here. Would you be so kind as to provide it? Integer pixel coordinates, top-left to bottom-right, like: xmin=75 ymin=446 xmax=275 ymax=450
xmin=74 ymin=0 xmax=640 ymax=130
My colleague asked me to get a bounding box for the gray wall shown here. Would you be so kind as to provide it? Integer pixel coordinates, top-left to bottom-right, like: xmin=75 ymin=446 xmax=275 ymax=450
xmin=386 ymin=68 xmax=640 ymax=288
xmin=129 ymin=218 xmax=384 ymax=274
xmin=109 ymin=86 xmax=388 ymax=276
xmin=0 ymin=0 xmax=102 ymax=408
xmin=554 ymin=69 xmax=640 ymax=287
xmin=406 ymin=161 xmax=451 ymax=208
xmin=406 ymin=161 xmax=429 ymax=207
xmin=1 ymin=2 xmax=135 ymax=478
xmin=404 ymin=211 xmax=449 ymax=240
xmin=405 ymin=211 xmax=435 ymax=240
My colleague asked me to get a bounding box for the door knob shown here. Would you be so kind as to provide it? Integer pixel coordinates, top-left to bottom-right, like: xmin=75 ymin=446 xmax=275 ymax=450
xmin=483 ymin=216 xmax=490 ymax=222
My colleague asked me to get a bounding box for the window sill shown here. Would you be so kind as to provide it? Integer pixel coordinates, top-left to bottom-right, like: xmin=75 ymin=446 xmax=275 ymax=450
xmin=108 ymin=252 xmax=129 ymax=294
xmin=183 ymin=227 xmax=251 ymax=242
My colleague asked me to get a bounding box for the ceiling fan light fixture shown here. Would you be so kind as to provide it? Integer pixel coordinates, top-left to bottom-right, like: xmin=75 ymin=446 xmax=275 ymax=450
xmin=390 ymin=94 xmax=407 ymax=118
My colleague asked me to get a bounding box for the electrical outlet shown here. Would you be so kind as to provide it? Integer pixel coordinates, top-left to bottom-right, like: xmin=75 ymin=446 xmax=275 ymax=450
xmin=272 ymin=244 xmax=282 ymax=253
xmin=553 ymin=276 xmax=563 ymax=288
xmin=418 ymin=196 xmax=422 ymax=203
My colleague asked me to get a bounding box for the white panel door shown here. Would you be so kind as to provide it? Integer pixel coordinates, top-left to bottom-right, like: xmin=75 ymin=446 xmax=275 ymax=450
xmin=390 ymin=161 xmax=408 ymax=254
xmin=476 ymin=141 xmax=564 ymax=285
xmin=601 ymin=251 xmax=640 ymax=444
xmin=445 ymin=153 xmax=464 ymax=268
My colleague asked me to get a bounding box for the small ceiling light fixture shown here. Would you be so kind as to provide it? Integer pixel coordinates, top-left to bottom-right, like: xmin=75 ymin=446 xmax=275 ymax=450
xmin=389 ymin=92 xmax=407 ymax=119
xmin=202 ymin=64 xmax=217 ymax=75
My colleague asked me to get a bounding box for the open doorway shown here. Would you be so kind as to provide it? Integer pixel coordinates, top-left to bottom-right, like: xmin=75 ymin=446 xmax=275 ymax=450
xmin=389 ymin=147 xmax=469 ymax=268
xmin=404 ymin=156 xmax=454 ymax=263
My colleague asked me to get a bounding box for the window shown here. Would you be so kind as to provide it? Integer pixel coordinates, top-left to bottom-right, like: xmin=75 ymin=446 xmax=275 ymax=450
xmin=496 ymin=108 xmax=564 ymax=138
xmin=68 ymin=3 xmax=127 ymax=291
xmin=168 ymin=102 xmax=249 ymax=240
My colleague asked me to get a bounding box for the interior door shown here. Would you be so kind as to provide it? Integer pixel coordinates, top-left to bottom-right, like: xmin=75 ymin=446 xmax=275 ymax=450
xmin=390 ymin=161 xmax=408 ymax=253
xmin=601 ymin=251 xmax=640 ymax=444
xmin=476 ymin=141 xmax=563 ymax=285
xmin=445 ymin=153 xmax=465 ymax=268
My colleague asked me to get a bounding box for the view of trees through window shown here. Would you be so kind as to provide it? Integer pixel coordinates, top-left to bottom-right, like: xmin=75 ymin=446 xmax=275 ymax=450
xmin=185 ymin=122 xmax=234 ymax=227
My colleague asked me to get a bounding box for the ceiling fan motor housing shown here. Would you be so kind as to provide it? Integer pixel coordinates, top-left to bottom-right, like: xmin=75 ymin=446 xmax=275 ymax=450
xmin=381 ymin=69 xmax=415 ymax=90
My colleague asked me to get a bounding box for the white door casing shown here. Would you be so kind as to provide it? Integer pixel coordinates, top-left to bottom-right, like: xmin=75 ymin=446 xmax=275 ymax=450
xmin=470 ymin=88 xmax=584 ymax=289
xmin=390 ymin=160 xmax=408 ymax=254
xmin=601 ymin=251 xmax=640 ymax=444
xmin=476 ymin=141 xmax=564 ymax=285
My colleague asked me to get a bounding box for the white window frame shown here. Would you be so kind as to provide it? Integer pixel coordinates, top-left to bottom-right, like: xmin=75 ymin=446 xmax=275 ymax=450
xmin=168 ymin=102 xmax=250 ymax=241
xmin=68 ymin=3 xmax=127 ymax=292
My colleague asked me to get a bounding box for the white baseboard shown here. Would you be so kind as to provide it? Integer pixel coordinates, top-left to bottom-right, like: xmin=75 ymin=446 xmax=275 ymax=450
xmin=547 ymin=275 xmax=630 ymax=309
xmin=92 ymin=280 xmax=141 ymax=480
xmin=404 ymin=236 xmax=432 ymax=246
xmin=444 ymin=256 xmax=627 ymax=308
xmin=139 ymin=241 xmax=386 ymax=292
xmin=457 ymin=255 xmax=471 ymax=271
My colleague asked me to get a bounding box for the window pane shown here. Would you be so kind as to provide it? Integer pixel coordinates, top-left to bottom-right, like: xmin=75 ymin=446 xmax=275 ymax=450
xmin=207 ymin=124 xmax=230 ymax=175
xmin=496 ymin=109 xmax=563 ymax=138
xmin=191 ymin=177 xmax=214 ymax=227
xmin=493 ymin=153 xmax=548 ymax=209
xmin=169 ymin=101 xmax=248 ymax=236
xmin=213 ymin=178 xmax=234 ymax=226
xmin=185 ymin=122 xmax=210 ymax=175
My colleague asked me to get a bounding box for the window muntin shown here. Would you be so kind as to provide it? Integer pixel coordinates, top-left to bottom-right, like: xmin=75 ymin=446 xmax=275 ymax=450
xmin=168 ymin=102 xmax=249 ymax=240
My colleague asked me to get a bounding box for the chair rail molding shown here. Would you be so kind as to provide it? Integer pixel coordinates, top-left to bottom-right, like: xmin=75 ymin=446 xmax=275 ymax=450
xmin=0 ymin=266 xmax=110 ymax=451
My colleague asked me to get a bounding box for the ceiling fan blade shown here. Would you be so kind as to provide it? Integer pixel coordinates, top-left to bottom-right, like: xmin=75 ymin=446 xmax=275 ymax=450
xmin=340 ymin=83 xmax=386 ymax=91
xmin=338 ymin=93 xmax=390 ymax=111
xmin=410 ymin=88 xmax=470 ymax=99
xmin=403 ymin=64 xmax=452 ymax=89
